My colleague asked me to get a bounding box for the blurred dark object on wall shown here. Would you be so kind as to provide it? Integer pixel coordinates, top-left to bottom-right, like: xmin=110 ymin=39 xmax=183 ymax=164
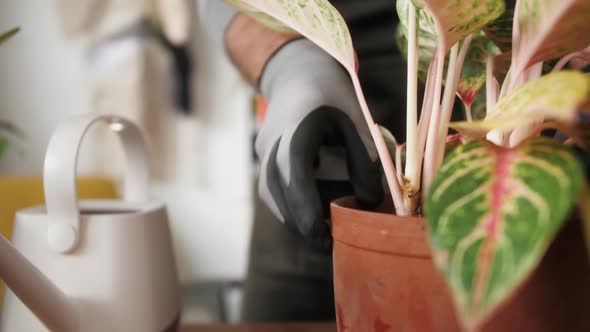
xmin=157 ymin=29 xmax=193 ymax=114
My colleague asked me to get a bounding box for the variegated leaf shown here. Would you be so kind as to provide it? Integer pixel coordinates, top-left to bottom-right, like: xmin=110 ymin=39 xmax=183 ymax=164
xmin=408 ymin=0 xmax=505 ymax=52
xmin=457 ymin=31 xmax=501 ymax=107
xmin=514 ymin=0 xmax=590 ymax=76
xmin=225 ymin=0 xmax=296 ymax=33
xmin=0 ymin=27 xmax=19 ymax=46
xmin=482 ymin=8 xmax=513 ymax=53
xmin=226 ymin=0 xmax=354 ymax=72
xmin=426 ymin=137 xmax=585 ymax=328
xmin=451 ymin=71 xmax=590 ymax=137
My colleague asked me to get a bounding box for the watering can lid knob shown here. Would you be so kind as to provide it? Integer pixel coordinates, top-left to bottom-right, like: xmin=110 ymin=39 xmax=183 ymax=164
xmin=48 ymin=223 xmax=78 ymax=253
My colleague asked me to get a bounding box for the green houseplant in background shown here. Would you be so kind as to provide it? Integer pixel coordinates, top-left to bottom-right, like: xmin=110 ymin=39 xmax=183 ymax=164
xmin=225 ymin=0 xmax=590 ymax=330
xmin=0 ymin=27 xmax=21 ymax=161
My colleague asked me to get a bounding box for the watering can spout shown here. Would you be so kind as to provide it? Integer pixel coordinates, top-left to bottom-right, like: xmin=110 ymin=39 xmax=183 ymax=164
xmin=0 ymin=234 xmax=78 ymax=332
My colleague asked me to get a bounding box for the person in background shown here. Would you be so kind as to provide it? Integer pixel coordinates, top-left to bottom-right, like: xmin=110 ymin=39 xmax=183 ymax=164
xmin=199 ymin=0 xmax=407 ymax=322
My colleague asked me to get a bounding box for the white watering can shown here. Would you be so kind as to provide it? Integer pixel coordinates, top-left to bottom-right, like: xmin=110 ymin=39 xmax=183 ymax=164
xmin=0 ymin=114 xmax=180 ymax=331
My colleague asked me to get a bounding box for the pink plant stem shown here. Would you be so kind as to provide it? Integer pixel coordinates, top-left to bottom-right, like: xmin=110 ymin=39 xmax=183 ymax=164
xmin=396 ymin=144 xmax=404 ymax=184
xmin=350 ymin=76 xmax=407 ymax=215
xmin=423 ymin=45 xmax=447 ymax=194
xmin=435 ymin=43 xmax=461 ymax=172
xmin=415 ymin=57 xmax=438 ymax=190
xmin=404 ymin=1 xmax=420 ymax=192
xmin=371 ymin=123 xmax=408 ymax=215
xmin=486 ymin=54 xmax=497 ymax=113
xmin=454 ymin=35 xmax=474 ymax=123
xmin=509 ymin=0 xmax=523 ymax=89
xmin=553 ymin=53 xmax=577 ymax=72
xmin=465 ymin=104 xmax=473 ymax=122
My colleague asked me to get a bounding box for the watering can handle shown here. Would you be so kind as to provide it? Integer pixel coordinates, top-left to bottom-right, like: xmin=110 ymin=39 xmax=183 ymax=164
xmin=43 ymin=114 xmax=149 ymax=254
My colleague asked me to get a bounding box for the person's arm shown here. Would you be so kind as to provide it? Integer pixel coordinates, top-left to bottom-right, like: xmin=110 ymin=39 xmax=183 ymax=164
xmin=199 ymin=0 xmax=298 ymax=86
xmin=225 ymin=14 xmax=300 ymax=86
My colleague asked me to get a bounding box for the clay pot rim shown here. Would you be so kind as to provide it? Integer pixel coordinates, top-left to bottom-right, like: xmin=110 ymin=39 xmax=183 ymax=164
xmin=330 ymin=196 xmax=432 ymax=258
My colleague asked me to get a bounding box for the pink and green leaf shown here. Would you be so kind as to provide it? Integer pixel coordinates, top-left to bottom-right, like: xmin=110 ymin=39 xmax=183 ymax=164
xmin=513 ymin=0 xmax=590 ymax=76
xmin=224 ymin=0 xmax=296 ymax=33
xmin=225 ymin=0 xmax=355 ymax=71
xmin=451 ymin=71 xmax=590 ymax=137
xmin=411 ymin=0 xmax=505 ymax=52
xmin=457 ymin=31 xmax=501 ymax=107
xmin=0 ymin=27 xmax=19 ymax=46
xmin=426 ymin=137 xmax=585 ymax=328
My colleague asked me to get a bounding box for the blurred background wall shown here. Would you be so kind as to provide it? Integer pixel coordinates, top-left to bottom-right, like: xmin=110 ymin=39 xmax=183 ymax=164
xmin=0 ymin=0 xmax=255 ymax=322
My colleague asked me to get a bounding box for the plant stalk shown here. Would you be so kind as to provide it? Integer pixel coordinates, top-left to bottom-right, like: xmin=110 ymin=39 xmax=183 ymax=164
xmin=371 ymin=123 xmax=408 ymax=215
xmin=486 ymin=53 xmax=498 ymax=113
xmin=396 ymin=144 xmax=404 ymax=185
xmin=415 ymin=57 xmax=438 ymax=191
xmin=434 ymin=43 xmax=461 ymax=171
xmin=350 ymin=75 xmax=407 ymax=215
xmin=423 ymin=45 xmax=447 ymax=194
xmin=465 ymin=104 xmax=473 ymax=122
xmin=553 ymin=53 xmax=577 ymax=72
xmin=404 ymin=1 xmax=420 ymax=193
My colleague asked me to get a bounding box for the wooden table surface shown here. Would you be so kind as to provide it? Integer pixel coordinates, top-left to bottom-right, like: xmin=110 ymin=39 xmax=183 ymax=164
xmin=180 ymin=323 xmax=337 ymax=332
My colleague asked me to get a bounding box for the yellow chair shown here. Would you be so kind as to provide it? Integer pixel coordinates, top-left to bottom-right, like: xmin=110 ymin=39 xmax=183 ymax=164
xmin=0 ymin=176 xmax=119 ymax=309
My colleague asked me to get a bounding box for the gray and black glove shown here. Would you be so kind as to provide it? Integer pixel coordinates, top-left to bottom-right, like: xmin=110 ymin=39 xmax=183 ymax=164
xmin=198 ymin=0 xmax=383 ymax=246
xmin=256 ymin=39 xmax=383 ymax=247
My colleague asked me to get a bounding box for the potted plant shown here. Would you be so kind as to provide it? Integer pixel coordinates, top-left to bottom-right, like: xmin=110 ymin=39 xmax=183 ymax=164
xmin=225 ymin=0 xmax=590 ymax=331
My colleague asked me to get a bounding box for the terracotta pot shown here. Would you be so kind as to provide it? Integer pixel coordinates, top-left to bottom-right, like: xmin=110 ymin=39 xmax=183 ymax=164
xmin=331 ymin=196 xmax=590 ymax=332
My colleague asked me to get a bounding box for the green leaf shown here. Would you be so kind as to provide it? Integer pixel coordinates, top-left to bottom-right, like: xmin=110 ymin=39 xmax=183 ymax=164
xmin=482 ymin=8 xmax=513 ymax=53
xmin=380 ymin=125 xmax=406 ymax=167
xmin=470 ymin=90 xmax=488 ymax=121
xmin=514 ymin=0 xmax=590 ymax=75
xmin=457 ymin=31 xmax=501 ymax=107
xmin=406 ymin=0 xmax=505 ymax=52
xmin=224 ymin=0 xmax=296 ymax=33
xmin=379 ymin=125 xmax=399 ymax=157
xmin=426 ymin=137 xmax=585 ymax=328
xmin=451 ymin=71 xmax=590 ymax=137
xmin=0 ymin=27 xmax=19 ymax=46
xmin=0 ymin=137 xmax=7 ymax=159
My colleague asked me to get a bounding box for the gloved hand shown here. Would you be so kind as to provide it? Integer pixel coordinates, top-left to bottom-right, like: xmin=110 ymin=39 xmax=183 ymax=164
xmin=256 ymin=39 xmax=384 ymax=247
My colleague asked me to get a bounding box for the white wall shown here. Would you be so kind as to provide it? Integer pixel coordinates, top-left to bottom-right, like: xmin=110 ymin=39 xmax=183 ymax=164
xmin=0 ymin=0 xmax=254 ymax=283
